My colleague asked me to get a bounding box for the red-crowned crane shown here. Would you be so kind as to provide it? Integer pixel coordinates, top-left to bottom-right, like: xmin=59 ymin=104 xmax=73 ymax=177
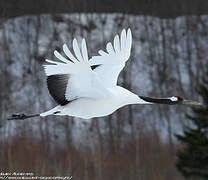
xmin=8 ymin=29 xmax=202 ymax=120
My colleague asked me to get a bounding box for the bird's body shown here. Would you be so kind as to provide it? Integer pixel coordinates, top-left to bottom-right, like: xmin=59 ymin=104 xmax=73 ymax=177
xmin=8 ymin=28 xmax=202 ymax=121
xmin=40 ymin=86 xmax=150 ymax=119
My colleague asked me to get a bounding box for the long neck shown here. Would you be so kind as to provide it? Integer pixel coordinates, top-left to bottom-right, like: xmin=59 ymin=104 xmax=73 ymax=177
xmin=115 ymin=87 xmax=176 ymax=105
xmin=138 ymin=96 xmax=177 ymax=105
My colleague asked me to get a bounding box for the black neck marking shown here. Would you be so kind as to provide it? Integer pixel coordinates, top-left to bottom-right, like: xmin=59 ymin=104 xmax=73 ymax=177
xmin=139 ymin=96 xmax=178 ymax=105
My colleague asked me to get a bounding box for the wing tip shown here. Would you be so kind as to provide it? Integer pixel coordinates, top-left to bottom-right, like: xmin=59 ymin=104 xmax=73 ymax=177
xmin=73 ymin=38 xmax=78 ymax=46
xmin=120 ymin=28 xmax=132 ymax=37
xmin=82 ymin=38 xmax=86 ymax=44
xmin=45 ymin=59 xmax=56 ymax=64
xmin=127 ymin=28 xmax=131 ymax=33
xmin=63 ymin=43 xmax=68 ymax=49
xmin=127 ymin=28 xmax=132 ymax=38
xmin=121 ymin=28 xmax=126 ymax=34
xmin=54 ymin=50 xmax=60 ymax=58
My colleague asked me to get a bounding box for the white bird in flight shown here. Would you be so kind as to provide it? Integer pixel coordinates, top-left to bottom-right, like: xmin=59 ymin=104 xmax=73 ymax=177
xmin=8 ymin=28 xmax=202 ymax=121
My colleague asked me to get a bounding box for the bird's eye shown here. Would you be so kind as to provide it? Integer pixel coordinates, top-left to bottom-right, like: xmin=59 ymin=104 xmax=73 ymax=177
xmin=172 ymin=96 xmax=183 ymax=101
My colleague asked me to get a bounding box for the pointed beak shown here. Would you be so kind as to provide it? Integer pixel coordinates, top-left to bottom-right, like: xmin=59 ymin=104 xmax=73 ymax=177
xmin=182 ymin=99 xmax=202 ymax=106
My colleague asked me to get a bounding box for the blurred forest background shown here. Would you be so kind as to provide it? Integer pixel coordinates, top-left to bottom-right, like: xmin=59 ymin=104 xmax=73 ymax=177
xmin=0 ymin=0 xmax=208 ymax=180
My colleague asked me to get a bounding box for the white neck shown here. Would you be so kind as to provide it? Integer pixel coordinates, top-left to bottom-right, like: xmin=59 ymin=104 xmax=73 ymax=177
xmin=114 ymin=86 xmax=153 ymax=106
xmin=135 ymin=96 xmax=153 ymax=104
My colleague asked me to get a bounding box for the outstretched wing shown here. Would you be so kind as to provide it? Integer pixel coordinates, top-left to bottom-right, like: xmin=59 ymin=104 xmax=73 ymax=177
xmin=43 ymin=39 xmax=109 ymax=105
xmin=89 ymin=28 xmax=132 ymax=87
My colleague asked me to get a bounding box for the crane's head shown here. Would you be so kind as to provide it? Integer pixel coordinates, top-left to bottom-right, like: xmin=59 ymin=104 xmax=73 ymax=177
xmin=170 ymin=96 xmax=202 ymax=106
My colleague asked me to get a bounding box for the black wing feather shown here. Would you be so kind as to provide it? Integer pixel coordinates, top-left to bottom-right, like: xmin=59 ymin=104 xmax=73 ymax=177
xmin=47 ymin=74 xmax=70 ymax=105
xmin=91 ymin=64 xmax=101 ymax=70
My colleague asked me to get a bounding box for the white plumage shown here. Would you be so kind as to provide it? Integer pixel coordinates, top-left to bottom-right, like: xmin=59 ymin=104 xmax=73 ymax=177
xmin=39 ymin=28 xmax=200 ymax=119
